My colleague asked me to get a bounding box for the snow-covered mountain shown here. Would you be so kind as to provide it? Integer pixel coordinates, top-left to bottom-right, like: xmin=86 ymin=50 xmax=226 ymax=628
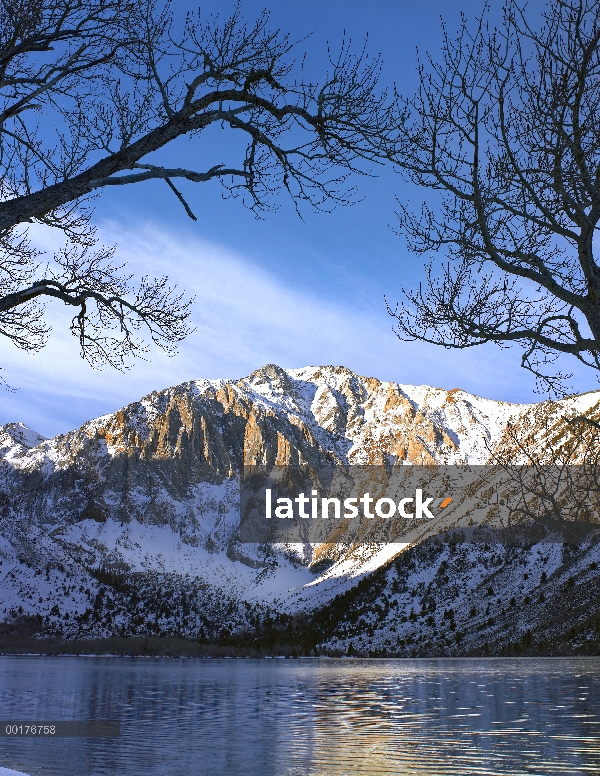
xmin=1 ymin=364 xmax=600 ymax=655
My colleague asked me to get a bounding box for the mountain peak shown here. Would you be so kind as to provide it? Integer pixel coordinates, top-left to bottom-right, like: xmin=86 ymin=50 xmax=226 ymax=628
xmin=0 ymin=422 xmax=46 ymax=462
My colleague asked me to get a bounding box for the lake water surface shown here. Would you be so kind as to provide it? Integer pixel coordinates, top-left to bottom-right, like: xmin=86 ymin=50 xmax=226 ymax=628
xmin=0 ymin=656 xmax=599 ymax=775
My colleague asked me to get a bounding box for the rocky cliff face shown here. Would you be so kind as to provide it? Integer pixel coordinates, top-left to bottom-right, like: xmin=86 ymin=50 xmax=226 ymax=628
xmin=1 ymin=364 xmax=600 ymax=652
xmin=0 ymin=363 xmax=541 ymax=524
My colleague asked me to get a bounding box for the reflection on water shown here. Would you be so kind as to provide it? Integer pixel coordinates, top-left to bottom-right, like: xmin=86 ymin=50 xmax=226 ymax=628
xmin=0 ymin=656 xmax=599 ymax=775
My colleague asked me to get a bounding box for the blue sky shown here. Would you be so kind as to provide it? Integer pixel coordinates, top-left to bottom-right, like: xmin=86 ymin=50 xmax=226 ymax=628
xmin=2 ymin=0 xmax=597 ymax=439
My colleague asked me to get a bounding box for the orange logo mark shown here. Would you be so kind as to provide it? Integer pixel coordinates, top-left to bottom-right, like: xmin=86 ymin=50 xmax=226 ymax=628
xmin=440 ymin=497 xmax=453 ymax=509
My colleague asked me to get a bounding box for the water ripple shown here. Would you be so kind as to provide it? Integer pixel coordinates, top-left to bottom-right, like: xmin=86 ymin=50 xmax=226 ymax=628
xmin=0 ymin=657 xmax=599 ymax=775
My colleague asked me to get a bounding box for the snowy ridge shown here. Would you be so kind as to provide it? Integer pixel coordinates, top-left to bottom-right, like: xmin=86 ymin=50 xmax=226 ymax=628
xmin=1 ymin=364 xmax=600 ymax=651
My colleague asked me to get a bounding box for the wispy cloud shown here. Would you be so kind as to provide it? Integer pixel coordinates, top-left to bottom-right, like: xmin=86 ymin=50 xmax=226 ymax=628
xmin=0 ymin=220 xmax=593 ymax=437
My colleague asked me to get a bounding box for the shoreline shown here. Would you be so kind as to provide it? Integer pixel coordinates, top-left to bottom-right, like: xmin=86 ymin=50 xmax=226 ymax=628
xmin=2 ymin=652 xmax=600 ymax=660
xmin=0 ymin=637 xmax=598 ymax=660
xmin=3 ymin=616 xmax=600 ymax=659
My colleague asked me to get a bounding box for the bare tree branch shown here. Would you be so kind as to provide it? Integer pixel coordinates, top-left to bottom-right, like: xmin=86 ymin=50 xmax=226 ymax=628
xmin=389 ymin=0 xmax=600 ymax=394
xmin=0 ymin=0 xmax=400 ymax=374
xmin=0 ymin=239 xmax=194 ymax=369
xmin=0 ymin=1 xmax=400 ymax=229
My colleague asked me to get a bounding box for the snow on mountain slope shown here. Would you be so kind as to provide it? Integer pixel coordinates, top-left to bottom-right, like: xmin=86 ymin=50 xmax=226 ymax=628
xmin=0 ymin=423 xmax=46 ymax=464
xmin=315 ymin=522 xmax=600 ymax=657
xmin=1 ymin=364 xmax=600 ymax=644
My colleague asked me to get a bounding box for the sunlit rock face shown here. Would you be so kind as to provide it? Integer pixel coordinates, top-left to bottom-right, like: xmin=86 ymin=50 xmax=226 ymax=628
xmin=1 ymin=363 xmax=600 ymax=645
xmin=0 ymin=366 xmax=514 ymax=523
xmin=3 ymin=362 xmax=600 ymax=546
xmin=3 ymin=364 xmax=600 ymax=532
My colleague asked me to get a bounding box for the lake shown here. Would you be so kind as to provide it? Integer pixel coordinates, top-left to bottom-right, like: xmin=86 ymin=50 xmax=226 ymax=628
xmin=0 ymin=656 xmax=599 ymax=775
